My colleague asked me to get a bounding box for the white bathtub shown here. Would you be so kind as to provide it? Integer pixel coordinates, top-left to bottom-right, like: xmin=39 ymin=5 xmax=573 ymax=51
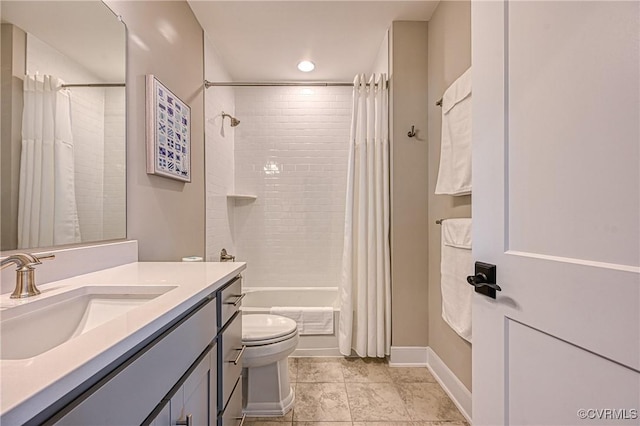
xmin=241 ymin=287 xmax=341 ymax=357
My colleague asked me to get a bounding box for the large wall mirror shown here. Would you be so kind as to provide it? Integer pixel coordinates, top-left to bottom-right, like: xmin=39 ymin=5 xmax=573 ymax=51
xmin=1 ymin=1 xmax=126 ymax=251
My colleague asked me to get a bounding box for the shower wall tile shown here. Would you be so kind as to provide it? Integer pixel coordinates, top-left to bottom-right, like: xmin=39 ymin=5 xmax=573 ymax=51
xmin=234 ymin=86 xmax=352 ymax=288
xmin=204 ymin=35 xmax=236 ymax=261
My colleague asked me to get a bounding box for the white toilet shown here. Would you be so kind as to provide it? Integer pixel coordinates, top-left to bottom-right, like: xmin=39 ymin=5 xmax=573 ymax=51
xmin=242 ymin=314 xmax=299 ymax=417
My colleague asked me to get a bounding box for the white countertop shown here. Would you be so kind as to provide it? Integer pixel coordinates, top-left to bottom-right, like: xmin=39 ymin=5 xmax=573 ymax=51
xmin=0 ymin=261 xmax=246 ymax=425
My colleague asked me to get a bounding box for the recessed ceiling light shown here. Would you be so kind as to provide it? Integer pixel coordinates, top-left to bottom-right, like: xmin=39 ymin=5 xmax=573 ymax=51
xmin=297 ymin=60 xmax=315 ymax=72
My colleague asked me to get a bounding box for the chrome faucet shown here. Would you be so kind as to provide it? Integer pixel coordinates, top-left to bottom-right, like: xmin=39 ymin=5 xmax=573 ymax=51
xmin=220 ymin=248 xmax=235 ymax=262
xmin=1 ymin=253 xmax=55 ymax=298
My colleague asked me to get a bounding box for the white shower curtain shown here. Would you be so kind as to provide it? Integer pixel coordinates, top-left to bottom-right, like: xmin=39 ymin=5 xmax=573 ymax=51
xmin=18 ymin=75 xmax=81 ymax=248
xmin=338 ymin=74 xmax=391 ymax=358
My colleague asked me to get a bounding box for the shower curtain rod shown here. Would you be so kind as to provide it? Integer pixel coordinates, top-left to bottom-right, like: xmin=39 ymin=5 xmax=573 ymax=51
xmin=61 ymin=83 xmax=125 ymax=88
xmin=204 ymin=80 xmax=386 ymax=88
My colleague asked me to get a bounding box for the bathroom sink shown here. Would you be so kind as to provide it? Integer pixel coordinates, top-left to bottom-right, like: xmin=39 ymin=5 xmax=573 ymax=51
xmin=0 ymin=285 xmax=176 ymax=360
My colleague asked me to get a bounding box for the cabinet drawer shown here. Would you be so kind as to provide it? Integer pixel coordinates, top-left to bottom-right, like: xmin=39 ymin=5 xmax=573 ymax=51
xmin=220 ymin=312 xmax=243 ymax=408
xmin=218 ymin=276 xmax=243 ymax=329
xmin=220 ymin=378 xmax=243 ymax=426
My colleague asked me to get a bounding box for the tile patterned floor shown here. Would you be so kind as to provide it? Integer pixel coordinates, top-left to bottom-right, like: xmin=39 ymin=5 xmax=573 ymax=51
xmin=245 ymin=357 xmax=468 ymax=426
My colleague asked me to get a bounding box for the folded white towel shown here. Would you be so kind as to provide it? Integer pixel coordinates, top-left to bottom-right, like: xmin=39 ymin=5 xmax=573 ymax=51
xmin=435 ymin=67 xmax=472 ymax=196
xmin=270 ymin=307 xmax=334 ymax=335
xmin=440 ymin=218 xmax=473 ymax=342
xmin=270 ymin=307 xmax=303 ymax=332
xmin=301 ymin=307 xmax=334 ymax=335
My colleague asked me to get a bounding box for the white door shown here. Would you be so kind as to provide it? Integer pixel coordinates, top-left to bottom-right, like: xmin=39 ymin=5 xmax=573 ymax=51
xmin=472 ymin=1 xmax=639 ymax=425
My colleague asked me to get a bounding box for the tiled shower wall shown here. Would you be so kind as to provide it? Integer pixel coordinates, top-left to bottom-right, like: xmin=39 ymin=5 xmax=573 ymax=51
xmin=234 ymin=86 xmax=352 ymax=288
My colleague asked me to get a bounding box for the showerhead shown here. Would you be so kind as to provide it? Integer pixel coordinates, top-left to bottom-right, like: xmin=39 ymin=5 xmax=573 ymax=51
xmin=222 ymin=111 xmax=240 ymax=127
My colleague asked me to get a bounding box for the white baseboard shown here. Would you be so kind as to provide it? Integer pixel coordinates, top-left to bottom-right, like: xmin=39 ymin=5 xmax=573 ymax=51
xmin=426 ymin=347 xmax=472 ymax=423
xmin=389 ymin=346 xmax=428 ymax=366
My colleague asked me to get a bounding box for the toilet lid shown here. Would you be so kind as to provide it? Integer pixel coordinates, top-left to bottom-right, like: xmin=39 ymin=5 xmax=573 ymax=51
xmin=243 ymin=314 xmax=298 ymax=343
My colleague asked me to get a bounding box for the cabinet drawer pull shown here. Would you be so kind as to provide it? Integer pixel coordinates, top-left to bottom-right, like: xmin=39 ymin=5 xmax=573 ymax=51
xmin=176 ymin=414 xmax=192 ymax=426
xmin=228 ymin=345 xmax=246 ymax=365
xmin=225 ymin=293 xmax=246 ymax=306
xmin=235 ymin=413 xmax=247 ymax=426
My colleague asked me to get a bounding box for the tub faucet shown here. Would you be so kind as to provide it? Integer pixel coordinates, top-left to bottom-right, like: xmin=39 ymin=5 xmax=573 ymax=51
xmin=1 ymin=252 xmax=55 ymax=298
xmin=220 ymin=248 xmax=235 ymax=262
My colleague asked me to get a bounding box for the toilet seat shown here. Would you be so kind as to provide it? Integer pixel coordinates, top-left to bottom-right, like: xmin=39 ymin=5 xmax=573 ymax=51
xmin=243 ymin=314 xmax=297 ymax=346
xmin=244 ymin=329 xmax=298 ymax=346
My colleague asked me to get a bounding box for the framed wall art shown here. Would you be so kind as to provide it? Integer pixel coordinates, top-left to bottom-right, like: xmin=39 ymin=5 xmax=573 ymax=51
xmin=146 ymin=74 xmax=191 ymax=182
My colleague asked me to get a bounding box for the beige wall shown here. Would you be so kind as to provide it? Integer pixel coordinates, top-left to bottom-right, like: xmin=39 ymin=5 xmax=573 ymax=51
xmin=427 ymin=0 xmax=472 ymax=390
xmin=1 ymin=24 xmax=25 ymax=251
xmin=104 ymin=1 xmax=205 ymax=261
xmin=390 ymin=21 xmax=430 ymax=347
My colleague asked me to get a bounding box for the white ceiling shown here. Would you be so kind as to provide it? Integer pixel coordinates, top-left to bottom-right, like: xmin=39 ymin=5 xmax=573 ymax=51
xmin=1 ymin=1 xmax=125 ymax=82
xmin=188 ymin=1 xmax=439 ymax=82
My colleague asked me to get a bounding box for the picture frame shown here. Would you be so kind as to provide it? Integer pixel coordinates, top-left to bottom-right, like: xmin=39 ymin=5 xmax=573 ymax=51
xmin=145 ymin=74 xmax=191 ymax=182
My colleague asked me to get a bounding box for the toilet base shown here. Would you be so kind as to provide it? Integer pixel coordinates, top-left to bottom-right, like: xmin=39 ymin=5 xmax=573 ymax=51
xmin=243 ymin=385 xmax=295 ymax=417
xmin=242 ymin=357 xmax=295 ymax=417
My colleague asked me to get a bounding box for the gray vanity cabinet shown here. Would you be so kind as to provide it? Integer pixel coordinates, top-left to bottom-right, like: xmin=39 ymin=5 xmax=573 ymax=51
xmin=169 ymin=352 xmax=214 ymax=425
xmin=216 ymin=276 xmax=245 ymax=426
xmin=149 ymin=401 xmax=171 ymax=425
xmin=148 ymin=344 xmax=216 ymax=426
xmin=52 ymin=294 xmax=218 ymax=426
xmin=46 ymin=273 xmax=248 ymax=426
